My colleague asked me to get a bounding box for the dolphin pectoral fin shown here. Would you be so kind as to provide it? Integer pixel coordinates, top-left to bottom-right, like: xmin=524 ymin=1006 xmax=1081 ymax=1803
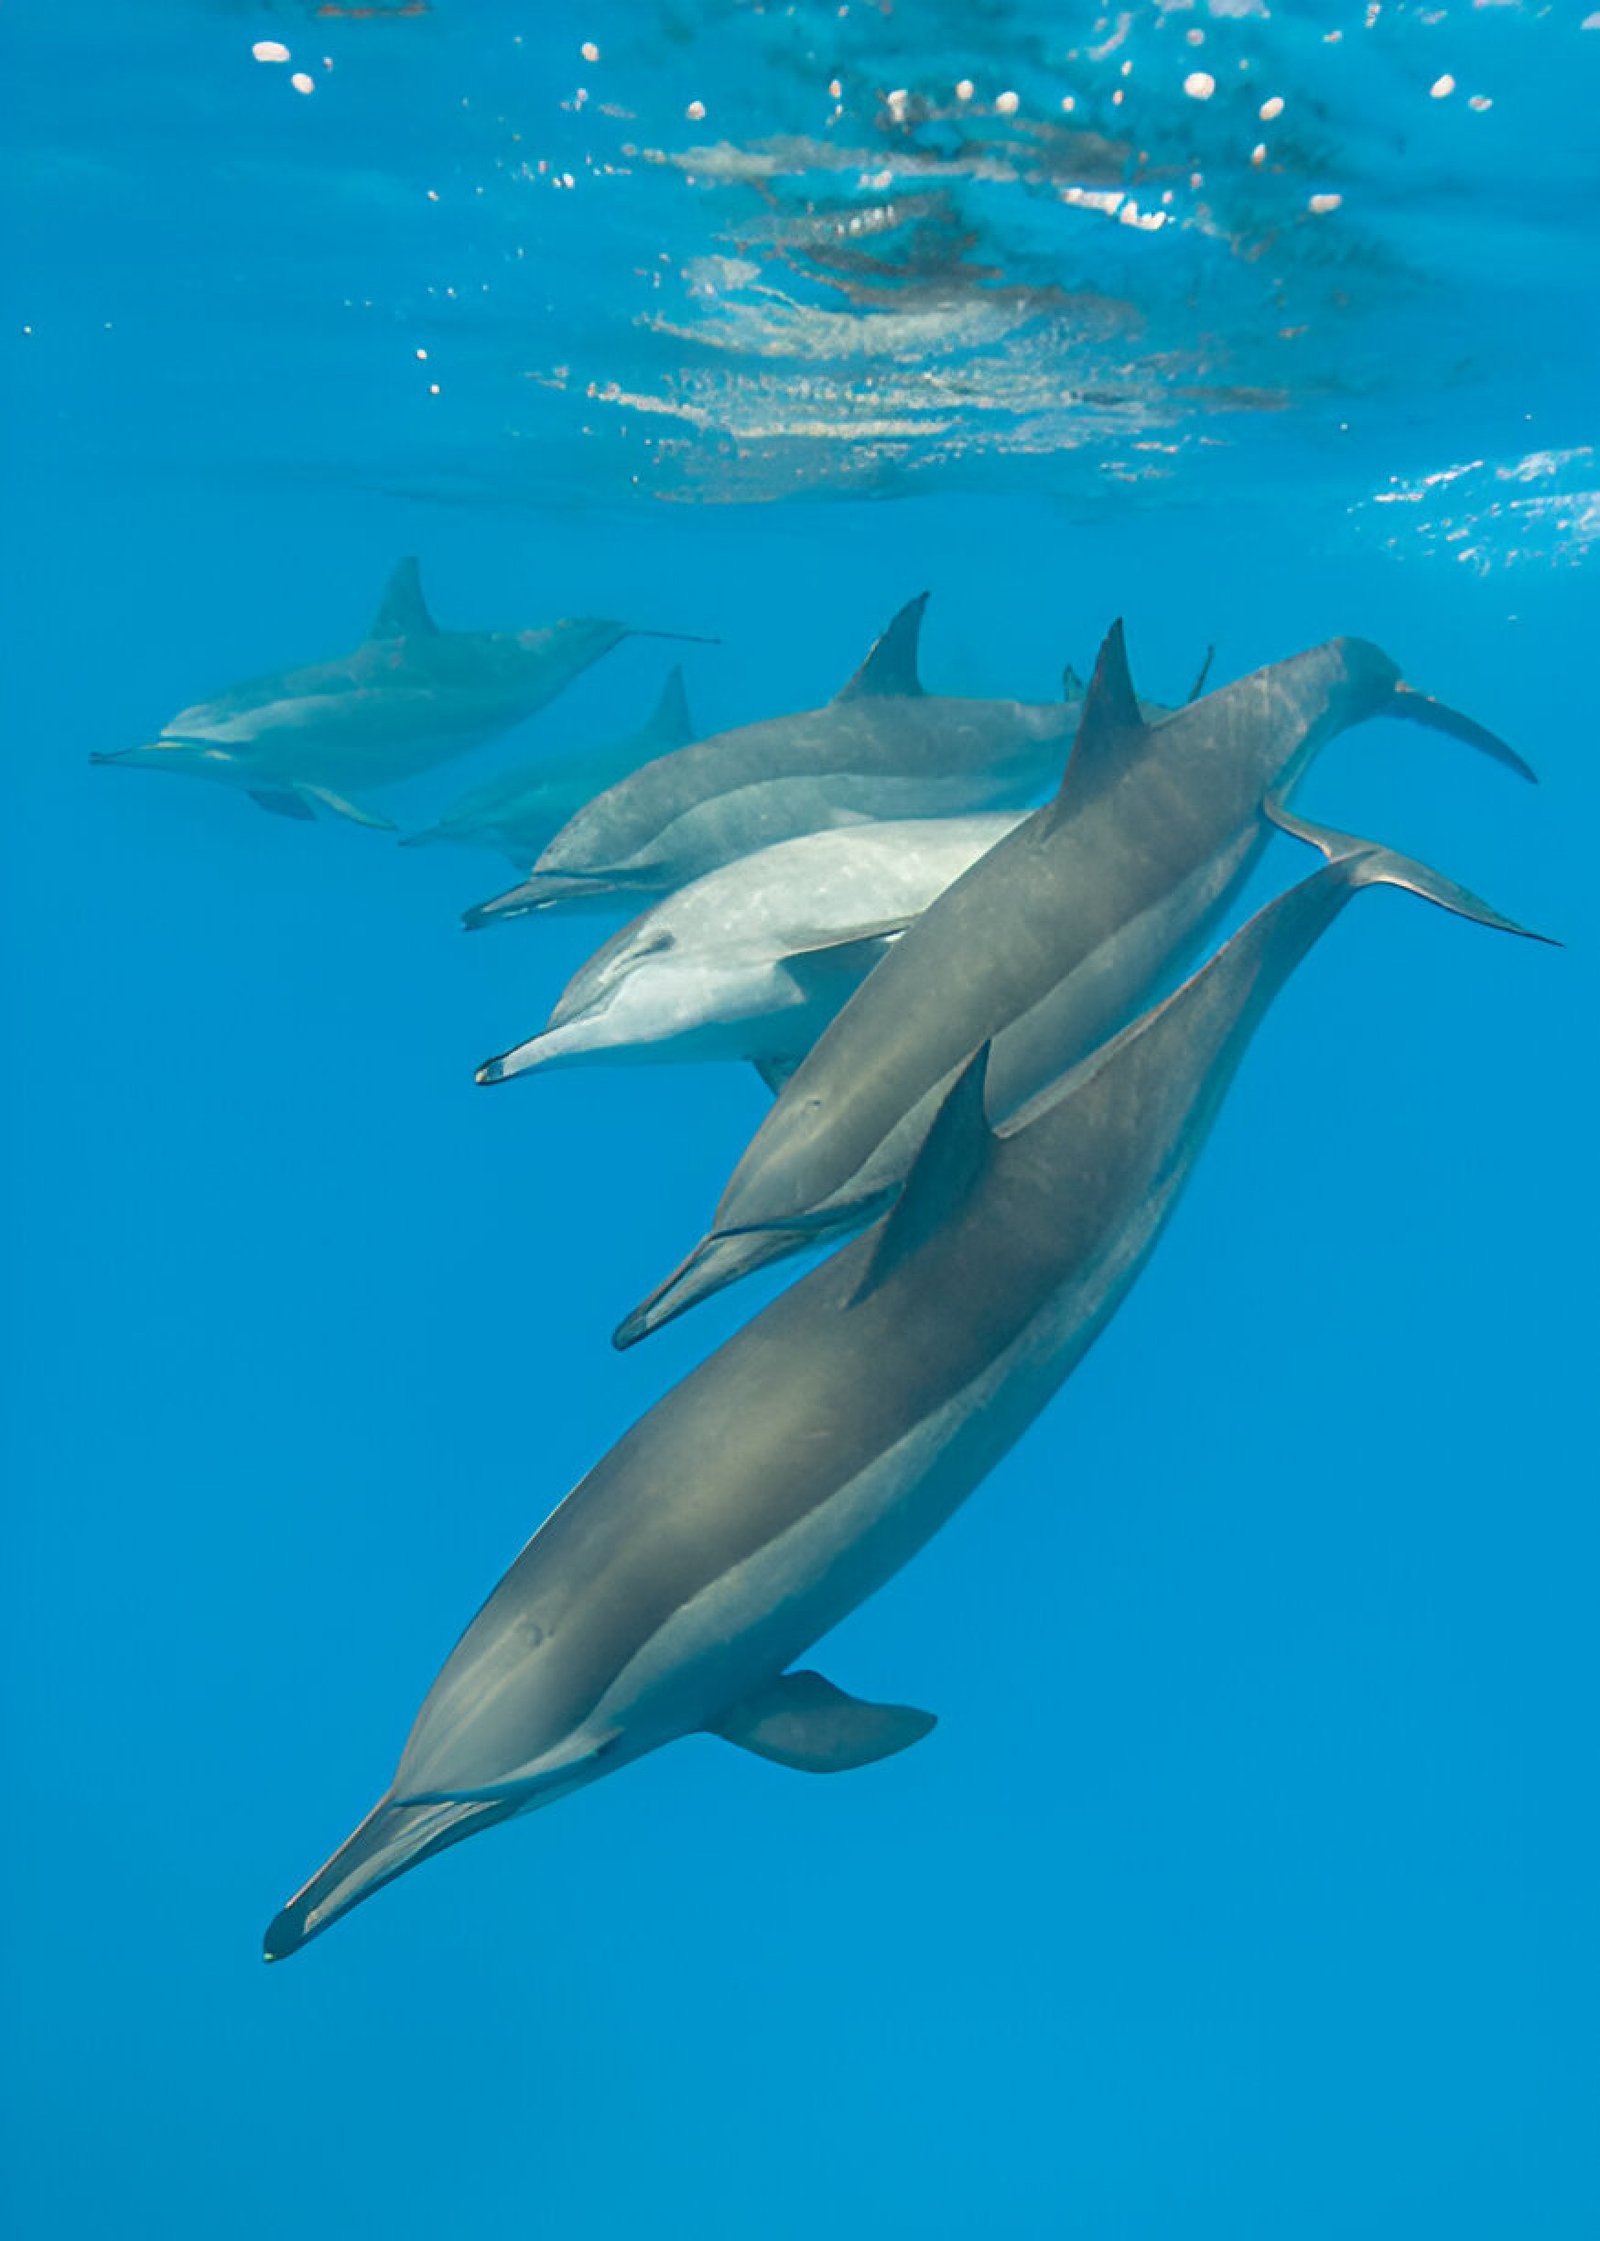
xmin=297 ymin=784 xmax=397 ymax=832
xmin=834 ymin=591 xmax=929 ymax=701
xmin=849 ymin=1042 xmax=995 ymax=1307
xmin=752 ymin=1055 xmax=800 ymax=1097
xmin=1389 ymin=681 xmax=1536 ymax=783
xmin=249 ymin=788 xmax=318 ymax=821
xmin=781 ymin=924 xmax=907 ymax=998
xmin=712 ymin=1671 xmax=937 ymax=1773
xmin=369 ymin=555 xmax=438 ymax=641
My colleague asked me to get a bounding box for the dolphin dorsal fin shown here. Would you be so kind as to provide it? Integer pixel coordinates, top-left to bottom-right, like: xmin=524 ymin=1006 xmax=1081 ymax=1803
xmin=648 ymin=665 xmax=694 ymax=750
xmin=1062 ymin=661 xmax=1087 ymax=700
xmin=369 ymin=557 xmax=438 ymax=641
xmin=1050 ymin=618 xmax=1146 ymax=809
xmin=851 ymin=1041 xmax=993 ymax=1306
xmin=835 ymin=592 xmax=929 ymax=701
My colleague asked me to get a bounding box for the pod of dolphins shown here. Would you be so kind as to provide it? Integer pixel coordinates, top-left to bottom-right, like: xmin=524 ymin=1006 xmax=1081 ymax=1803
xmin=94 ymin=558 xmax=1550 ymax=1961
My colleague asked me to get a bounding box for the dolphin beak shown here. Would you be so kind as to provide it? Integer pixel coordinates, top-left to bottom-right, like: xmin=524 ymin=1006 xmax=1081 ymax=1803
xmin=263 ymin=1791 xmax=512 ymax=1962
xmin=462 ymin=878 xmax=544 ymax=931
xmin=90 ymin=742 xmax=191 ymax=769
xmin=613 ymin=1224 xmax=816 ymax=1350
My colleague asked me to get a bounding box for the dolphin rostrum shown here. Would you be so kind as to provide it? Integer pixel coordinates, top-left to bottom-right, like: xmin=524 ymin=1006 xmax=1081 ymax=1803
xmin=402 ymin=668 xmax=696 ymax=865
xmin=618 ymin=624 xmax=1536 ymax=1346
xmin=475 ymin=813 xmax=1023 ymax=1089
xmin=91 ymin=559 xmax=703 ymax=829
xmin=460 ymin=593 xmax=1181 ymax=926
xmin=263 ymin=819 xmax=1544 ymax=1960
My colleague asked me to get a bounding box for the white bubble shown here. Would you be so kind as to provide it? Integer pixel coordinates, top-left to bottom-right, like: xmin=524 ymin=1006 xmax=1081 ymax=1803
xmin=1184 ymin=72 xmax=1216 ymax=100
xmin=686 ymin=99 xmax=706 ymax=121
xmin=1259 ymin=95 xmax=1284 ymax=120
xmin=955 ymin=79 xmax=975 ymax=101
xmin=1308 ymin=192 xmax=1343 ymax=214
xmin=1430 ymin=74 xmax=1456 ymax=99
xmin=995 ymin=89 xmax=1020 ymax=115
xmin=581 ymin=42 xmax=600 ymax=63
xmin=251 ymin=41 xmax=290 ymax=65
xmin=291 ymin=73 xmax=314 ymax=95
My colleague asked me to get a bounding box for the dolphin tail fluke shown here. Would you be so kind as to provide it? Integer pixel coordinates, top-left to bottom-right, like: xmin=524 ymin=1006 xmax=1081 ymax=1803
xmin=1388 ymin=681 xmax=1537 ymax=783
xmin=614 ymin=1223 xmax=820 ymax=1349
xmin=1265 ymin=794 xmax=1556 ymax=946
xmin=262 ymin=1791 xmax=506 ymax=1963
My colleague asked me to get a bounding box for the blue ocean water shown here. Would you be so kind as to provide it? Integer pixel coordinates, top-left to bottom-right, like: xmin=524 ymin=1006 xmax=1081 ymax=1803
xmin=3 ymin=3 xmax=1596 ymax=2234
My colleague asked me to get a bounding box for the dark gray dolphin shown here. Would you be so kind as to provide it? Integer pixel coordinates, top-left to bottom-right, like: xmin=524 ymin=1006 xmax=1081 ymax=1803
xmin=91 ymin=559 xmax=702 ymax=829
xmin=263 ymin=823 xmax=1543 ymax=1960
xmin=619 ymin=624 xmax=1535 ymax=1345
xmin=401 ymin=668 xmax=696 ymax=864
xmin=460 ymin=594 xmax=1181 ymax=926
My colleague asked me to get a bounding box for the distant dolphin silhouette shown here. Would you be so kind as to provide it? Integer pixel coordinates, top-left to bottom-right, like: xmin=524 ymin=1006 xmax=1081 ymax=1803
xmin=619 ymin=623 xmax=1536 ymax=1345
xmin=92 ymin=559 xmax=703 ymax=828
xmin=263 ymin=821 xmax=1545 ymax=1961
xmin=402 ymin=668 xmax=696 ymax=864
xmin=460 ymin=593 xmax=1185 ymax=925
xmin=475 ymin=814 xmax=1022 ymax=1088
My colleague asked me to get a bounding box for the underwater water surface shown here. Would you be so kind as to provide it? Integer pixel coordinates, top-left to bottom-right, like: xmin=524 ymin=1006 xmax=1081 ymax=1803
xmin=3 ymin=2 xmax=1598 ymax=2235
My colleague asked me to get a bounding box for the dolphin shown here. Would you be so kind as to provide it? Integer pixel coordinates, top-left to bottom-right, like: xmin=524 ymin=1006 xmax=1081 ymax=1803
xmin=401 ymin=668 xmax=696 ymax=864
xmin=91 ymin=559 xmax=699 ymax=828
xmin=618 ymin=623 xmax=1536 ymax=1346
xmin=263 ymin=819 xmax=1544 ymax=1961
xmin=475 ymin=813 xmax=1023 ymax=1089
xmin=460 ymin=593 xmax=1185 ymax=927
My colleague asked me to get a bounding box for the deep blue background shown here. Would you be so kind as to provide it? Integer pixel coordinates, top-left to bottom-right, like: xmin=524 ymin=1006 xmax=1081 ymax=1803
xmin=3 ymin=5 xmax=1595 ymax=2236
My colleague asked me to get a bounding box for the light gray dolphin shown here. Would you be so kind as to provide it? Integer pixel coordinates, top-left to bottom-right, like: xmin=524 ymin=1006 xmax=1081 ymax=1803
xmin=460 ymin=594 xmax=1183 ymax=926
xmin=401 ymin=668 xmax=696 ymax=864
xmin=618 ymin=623 xmax=1536 ymax=1346
xmin=91 ymin=559 xmax=700 ymax=828
xmin=475 ymin=813 xmax=1022 ymax=1089
xmin=263 ymin=821 xmax=1543 ymax=1961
